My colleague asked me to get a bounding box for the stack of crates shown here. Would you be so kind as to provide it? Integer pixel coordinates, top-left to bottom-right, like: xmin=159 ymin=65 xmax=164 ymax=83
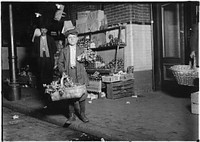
xmin=105 ymin=79 xmax=135 ymax=99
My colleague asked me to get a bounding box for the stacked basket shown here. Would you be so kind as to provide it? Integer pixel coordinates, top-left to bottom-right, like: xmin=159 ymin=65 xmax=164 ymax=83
xmin=170 ymin=65 xmax=199 ymax=86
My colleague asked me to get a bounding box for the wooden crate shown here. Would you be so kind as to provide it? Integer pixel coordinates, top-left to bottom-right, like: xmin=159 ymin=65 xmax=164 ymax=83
xmin=102 ymin=75 xmax=120 ymax=83
xmin=105 ymin=79 xmax=134 ymax=99
xmin=191 ymin=91 xmax=199 ymax=114
xmin=87 ymin=80 xmax=102 ymax=93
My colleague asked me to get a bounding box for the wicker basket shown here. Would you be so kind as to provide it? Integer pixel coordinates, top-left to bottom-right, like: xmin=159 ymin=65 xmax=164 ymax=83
xmin=50 ymin=85 xmax=86 ymax=101
xmin=50 ymin=74 xmax=87 ymax=101
xmin=170 ymin=65 xmax=199 ymax=86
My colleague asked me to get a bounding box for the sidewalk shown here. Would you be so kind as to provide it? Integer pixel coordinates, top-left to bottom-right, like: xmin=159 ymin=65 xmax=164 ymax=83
xmin=2 ymin=87 xmax=199 ymax=141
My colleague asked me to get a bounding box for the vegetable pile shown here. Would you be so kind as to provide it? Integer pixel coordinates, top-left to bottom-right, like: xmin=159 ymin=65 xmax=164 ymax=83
xmin=100 ymin=58 xmax=124 ymax=71
xmin=77 ymin=37 xmax=91 ymax=49
xmin=43 ymin=73 xmax=80 ymax=95
xmin=77 ymin=48 xmax=97 ymax=63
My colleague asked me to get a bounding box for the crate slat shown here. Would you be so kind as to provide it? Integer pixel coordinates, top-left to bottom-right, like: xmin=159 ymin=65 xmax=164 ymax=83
xmin=112 ymin=86 xmax=134 ymax=91
xmin=112 ymin=88 xmax=134 ymax=95
xmin=112 ymin=79 xmax=134 ymax=87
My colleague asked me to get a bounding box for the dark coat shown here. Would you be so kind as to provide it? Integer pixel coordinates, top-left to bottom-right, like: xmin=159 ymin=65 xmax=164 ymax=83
xmin=58 ymin=45 xmax=89 ymax=86
xmin=34 ymin=35 xmax=56 ymax=65
xmin=34 ymin=35 xmax=57 ymax=85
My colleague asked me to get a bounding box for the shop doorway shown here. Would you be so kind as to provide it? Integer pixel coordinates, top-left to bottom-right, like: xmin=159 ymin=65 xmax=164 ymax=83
xmin=152 ymin=2 xmax=198 ymax=91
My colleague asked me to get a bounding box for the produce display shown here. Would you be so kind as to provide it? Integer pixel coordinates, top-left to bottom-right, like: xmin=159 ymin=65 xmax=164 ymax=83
xmin=86 ymin=56 xmax=124 ymax=72
xmin=77 ymin=33 xmax=125 ymax=50
xmin=89 ymin=71 xmax=102 ymax=80
xmin=98 ymin=34 xmax=125 ymax=48
xmin=77 ymin=48 xmax=97 ymax=63
xmin=96 ymin=55 xmax=105 ymax=63
xmin=77 ymin=27 xmax=125 ymax=72
xmin=77 ymin=37 xmax=91 ymax=49
xmin=100 ymin=58 xmax=124 ymax=71
xmin=18 ymin=65 xmax=36 ymax=87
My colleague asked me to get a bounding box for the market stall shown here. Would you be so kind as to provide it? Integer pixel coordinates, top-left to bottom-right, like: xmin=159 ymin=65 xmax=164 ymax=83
xmin=76 ymin=24 xmax=135 ymax=99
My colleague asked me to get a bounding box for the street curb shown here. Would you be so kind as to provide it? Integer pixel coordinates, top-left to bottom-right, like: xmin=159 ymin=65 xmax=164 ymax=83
xmin=3 ymin=101 xmax=136 ymax=141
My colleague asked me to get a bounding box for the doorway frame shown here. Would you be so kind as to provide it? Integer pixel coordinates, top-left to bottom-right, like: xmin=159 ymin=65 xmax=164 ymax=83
xmin=152 ymin=2 xmax=194 ymax=91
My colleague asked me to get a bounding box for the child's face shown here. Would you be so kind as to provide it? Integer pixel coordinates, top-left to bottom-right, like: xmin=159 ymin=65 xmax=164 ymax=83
xmin=67 ymin=34 xmax=78 ymax=46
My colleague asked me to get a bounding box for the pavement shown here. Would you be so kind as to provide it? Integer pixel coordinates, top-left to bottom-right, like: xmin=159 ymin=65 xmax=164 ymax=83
xmin=2 ymin=85 xmax=199 ymax=141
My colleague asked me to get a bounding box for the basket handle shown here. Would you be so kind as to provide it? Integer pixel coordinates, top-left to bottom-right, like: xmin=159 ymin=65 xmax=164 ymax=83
xmin=60 ymin=72 xmax=68 ymax=88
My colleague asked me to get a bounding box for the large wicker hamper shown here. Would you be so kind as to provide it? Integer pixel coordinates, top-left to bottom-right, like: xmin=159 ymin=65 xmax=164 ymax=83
xmin=170 ymin=65 xmax=199 ymax=86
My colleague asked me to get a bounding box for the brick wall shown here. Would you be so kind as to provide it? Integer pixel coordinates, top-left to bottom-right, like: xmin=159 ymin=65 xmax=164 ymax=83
xmin=69 ymin=3 xmax=151 ymax=26
xmin=104 ymin=3 xmax=151 ymax=26
xmin=132 ymin=4 xmax=151 ymax=24
xmin=104 ymin=4 xmax=131 ymax=25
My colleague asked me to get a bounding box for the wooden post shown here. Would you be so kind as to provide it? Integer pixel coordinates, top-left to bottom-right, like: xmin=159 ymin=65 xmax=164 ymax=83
xmin=114 ymin=26 xmax=122 ymax=73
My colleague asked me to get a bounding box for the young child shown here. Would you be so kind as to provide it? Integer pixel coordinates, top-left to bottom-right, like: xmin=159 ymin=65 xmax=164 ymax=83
xmin=58 ymin=29 xmax=89 ymax=123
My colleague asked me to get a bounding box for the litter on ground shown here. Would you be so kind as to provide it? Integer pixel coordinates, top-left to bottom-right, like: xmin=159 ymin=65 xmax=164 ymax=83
xmin=12 ymin=115 xmax=19 ymax=119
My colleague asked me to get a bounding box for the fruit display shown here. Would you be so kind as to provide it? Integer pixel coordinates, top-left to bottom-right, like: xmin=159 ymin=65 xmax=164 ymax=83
xmin=98 ymin=34 xmax=125 ymax=49
xmin=77 ymin=34 xmax=125 ymax=50
xmin=77 ymin=48 xmax=97 ymax=63
xmin=99 ymin=58 xmax=124 ymax=71
xmin=77 ymin=37 xmax=91 ymax=49
xmin=89 ymin=71 xmax=102 ymax=80
xmin=76 ymin=26 xmax=125 ymax=72
xmin=96 ymin=55 xmax=105 ymax=63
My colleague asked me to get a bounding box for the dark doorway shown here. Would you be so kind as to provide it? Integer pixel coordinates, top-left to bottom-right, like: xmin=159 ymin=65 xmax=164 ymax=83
xmin=152 ymin=2 xmax=199 ymax=94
